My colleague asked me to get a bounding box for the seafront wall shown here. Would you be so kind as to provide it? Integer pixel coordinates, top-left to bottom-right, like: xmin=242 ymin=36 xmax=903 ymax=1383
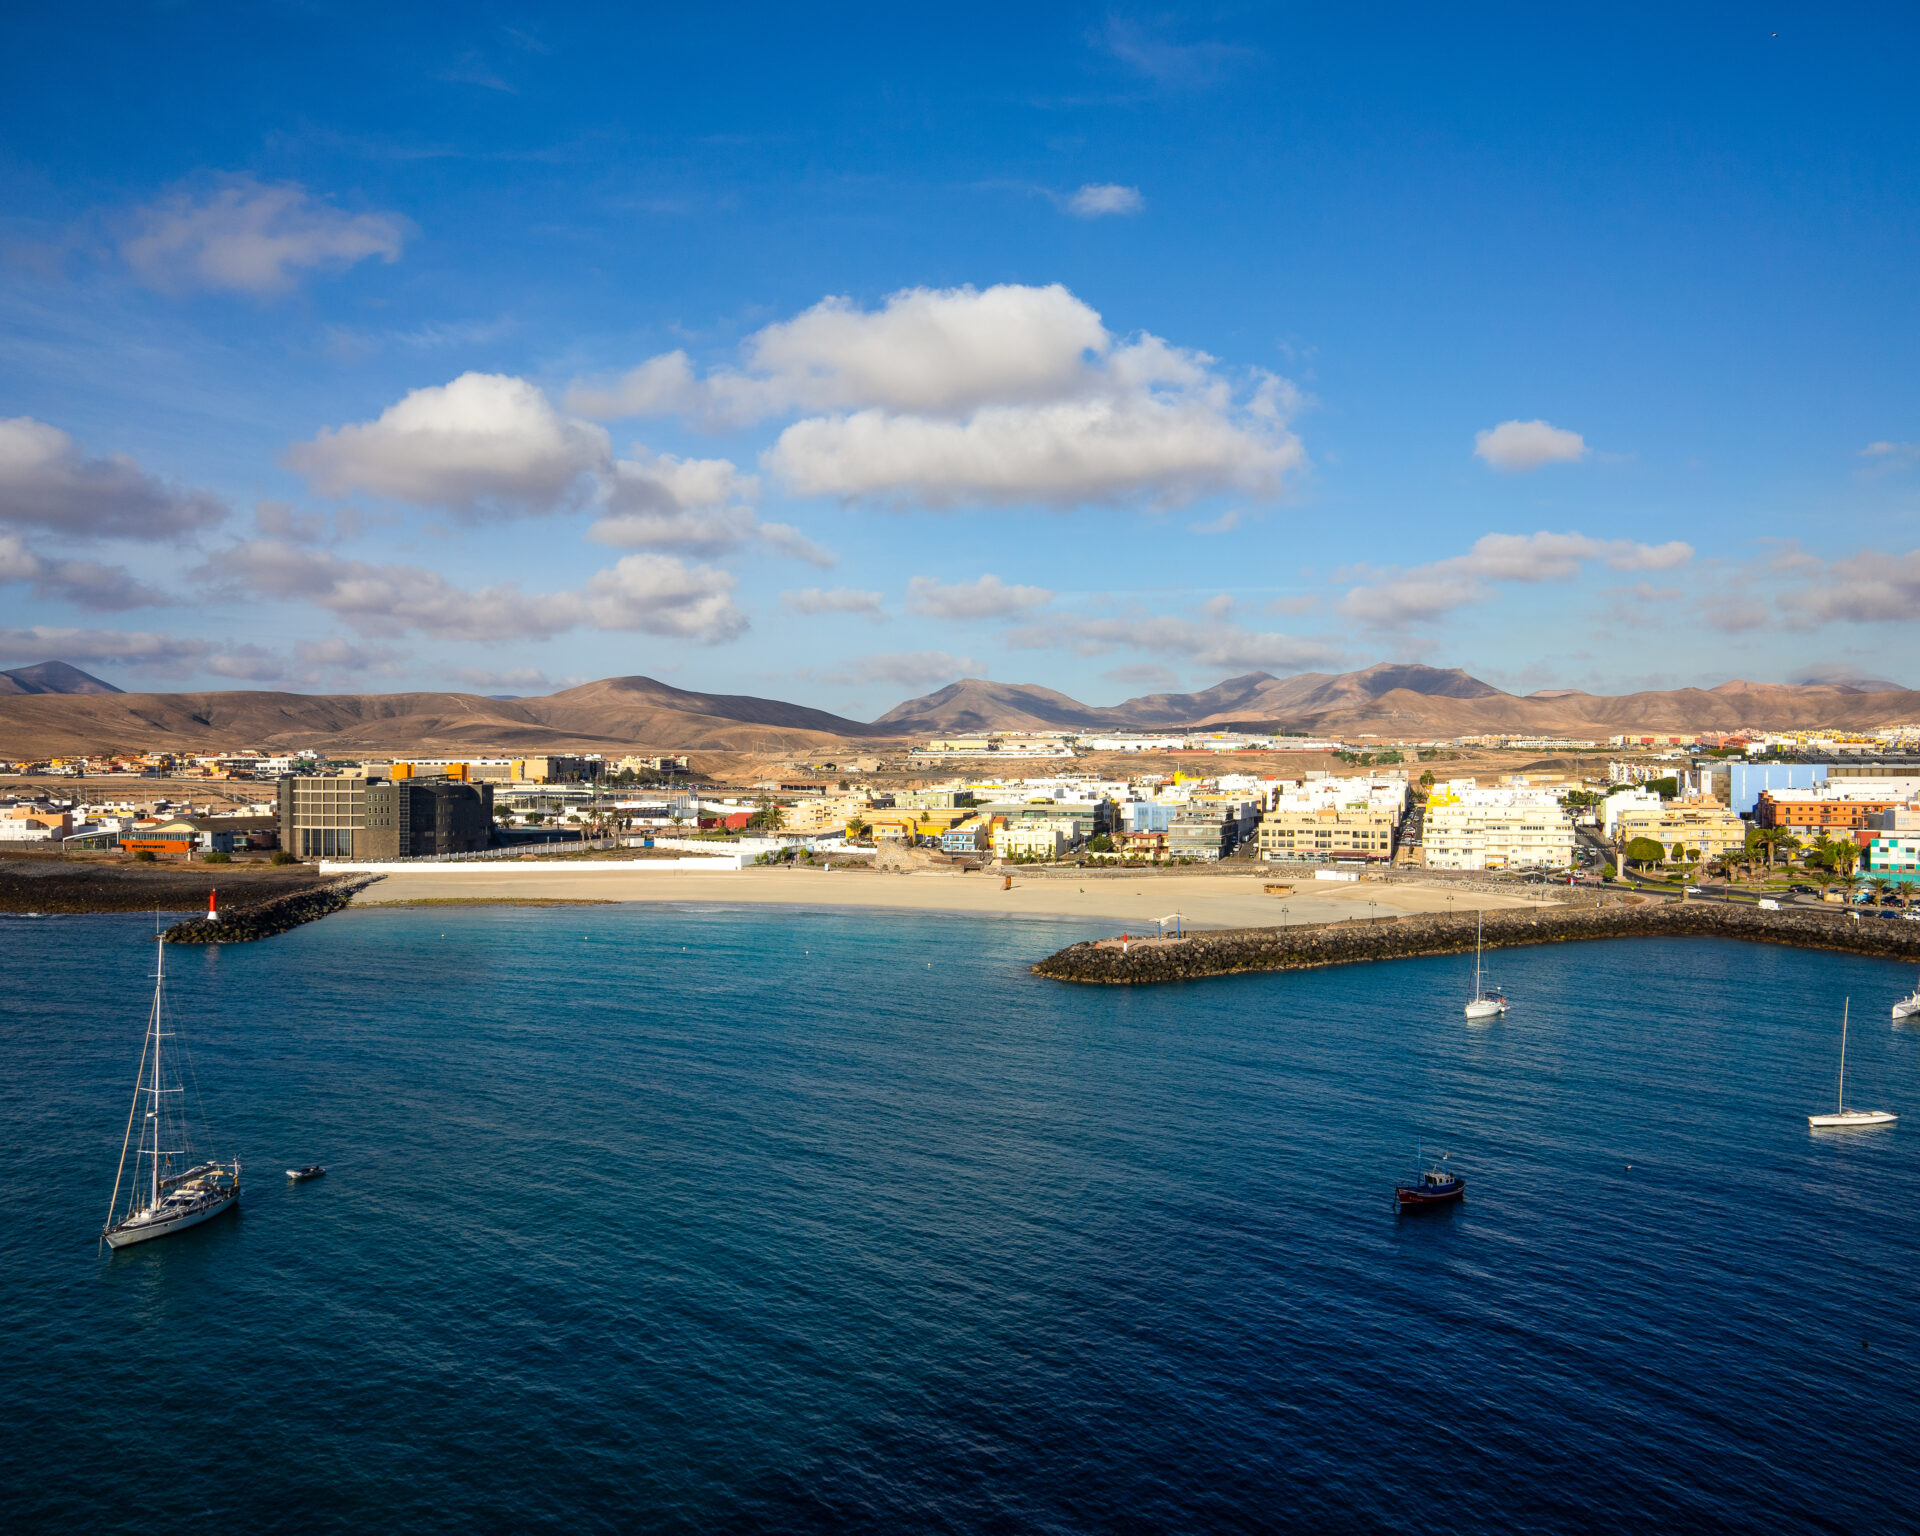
xmin=163 ymin=876 xmax=377 ymax=945
xmin=1032 ymin=900 xmax=1920 ymax=985
xmin=318 ymin=855 xmax=748 ymax=874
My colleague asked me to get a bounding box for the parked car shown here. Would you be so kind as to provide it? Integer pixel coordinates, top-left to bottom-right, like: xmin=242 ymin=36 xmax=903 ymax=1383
xmin=1789 ymin=884 xmax=1816 ymax=895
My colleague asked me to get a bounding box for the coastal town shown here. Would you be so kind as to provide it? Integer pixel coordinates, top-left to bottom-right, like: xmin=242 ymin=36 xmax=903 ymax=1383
xmin=6 ymin=721 xmax=1920 ymax=906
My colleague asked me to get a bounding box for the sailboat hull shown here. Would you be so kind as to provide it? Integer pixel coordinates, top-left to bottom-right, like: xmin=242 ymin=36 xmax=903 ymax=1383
xmin=104 ymin=1188 xmax=240 ymax=1248
xmin=1893 ymin=996 xmax=1920 ymax=1022
xmin=1807 ymin=1111 xmax=1897 ymax=1130
xmin=1464 ymin=1000 xmax=1506 ymax=1020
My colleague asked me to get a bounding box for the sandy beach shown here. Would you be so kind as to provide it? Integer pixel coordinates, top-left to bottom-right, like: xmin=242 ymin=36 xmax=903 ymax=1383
xmin=351 ymin=865 xmax=1551 ymax=931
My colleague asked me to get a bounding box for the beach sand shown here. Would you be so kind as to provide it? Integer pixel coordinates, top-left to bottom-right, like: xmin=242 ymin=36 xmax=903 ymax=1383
xmin=352 ymin=865 xmax=1551 ymax=931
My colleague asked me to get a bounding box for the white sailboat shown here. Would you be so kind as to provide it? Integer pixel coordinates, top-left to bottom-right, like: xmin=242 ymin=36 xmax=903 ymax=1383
xmin=1464 ymin=910 xmax=1507 ymax=1020
xmin=1892 ymin=965 xmax=1920 ymax=1023
xmin=1808 ymin=998 xmax=1897 ymax=1130
xmin=102 ymin=936 xmax=241 ymax=1249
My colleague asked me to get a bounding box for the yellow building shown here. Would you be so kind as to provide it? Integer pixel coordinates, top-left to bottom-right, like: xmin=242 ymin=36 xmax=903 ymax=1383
xmin=1613 ymin=796 xmax=1748 ymax=859
xmin=1256 ymin=806 xmax=1397 ymax=862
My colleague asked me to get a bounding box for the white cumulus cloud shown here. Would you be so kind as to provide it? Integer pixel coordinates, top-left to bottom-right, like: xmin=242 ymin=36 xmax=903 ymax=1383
xmin=0 ymin=532 xmax=168 ymax=611
xmin=284 ymin=372 xmax=610 ymax=517
xmin=906 ymin=574 xmax=1053 ymax=620
xmin=1473 ymin=418 xmax=1589 ymax=473
xmin=1338 ymin=531 xmax=1692 ymax=627
xmin=203 ymin=540 xmax=745 ymax=646
xmin=828 ymin=650 xmax=983 ymax=688
xmin=0 ymin=626 xmax=283 ymax=679
xmin=568 ymin=284 xmax=1304 ymax=509
xmin=0 ymin=417 xmax=226 ymax=538
xmin=1066 ymin=183 xmax=1145 ymax=217
xmin=783 ymin=587 xmax=886 ymax=617
xmin=1777 ymin=548 xmax=1920 ymax=627
xmin=1005 ymin=611 xmax=1342 ymax=672
xmin=121 ymin=175 xmax=410 ymax=296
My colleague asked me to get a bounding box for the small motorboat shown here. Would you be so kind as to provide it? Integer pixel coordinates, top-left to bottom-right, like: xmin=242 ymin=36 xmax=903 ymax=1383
xmin=1892 ymin=965 xmax=1920 ymax=1023
xmin=1395 ymin=1144 xmax=1465 ymax=1208
xmin=286 ymin=1165 xmax=326 ymax=1182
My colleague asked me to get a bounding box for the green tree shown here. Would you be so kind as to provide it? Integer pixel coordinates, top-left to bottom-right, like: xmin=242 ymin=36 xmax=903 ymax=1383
xmin=1832 ymin=839 xmax=1860 ymax=883
xmin=1625 ymin=836 xmax=1668 ymax=871
xmin=1086 ymin=833 xmax=1115 ymax=854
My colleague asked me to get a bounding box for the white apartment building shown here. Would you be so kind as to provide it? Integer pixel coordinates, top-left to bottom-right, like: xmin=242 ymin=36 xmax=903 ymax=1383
xmin=1423 ymin=787 xmax=1575 ymax=871
xmin=1271 ymin=774 xmax=1409 ymax=819
xmin=1601 ymin=787 xmax=1664 ymax=838
xmin=992 ymin=821 xmax=1074 ymax=860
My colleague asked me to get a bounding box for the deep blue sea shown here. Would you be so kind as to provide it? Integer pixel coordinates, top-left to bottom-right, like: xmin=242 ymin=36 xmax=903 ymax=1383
xmin=4 ymin=904 xmax=1919 ymax=1533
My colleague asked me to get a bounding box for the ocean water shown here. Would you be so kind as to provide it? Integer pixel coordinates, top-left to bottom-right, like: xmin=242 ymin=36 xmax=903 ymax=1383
xmin=3 ymin=904 xmax=1918 ymax=1534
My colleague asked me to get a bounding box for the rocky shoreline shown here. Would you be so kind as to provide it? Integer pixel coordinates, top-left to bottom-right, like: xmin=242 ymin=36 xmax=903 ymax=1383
xmin=1031 ymin=898 xmax=1920 ymax=984
xmin=163 ymin=877 xmax=379 ymax=944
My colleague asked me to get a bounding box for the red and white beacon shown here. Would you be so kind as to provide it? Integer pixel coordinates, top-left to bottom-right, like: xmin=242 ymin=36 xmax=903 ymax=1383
xmin=207 ymin=889 xmax=219 ymax=923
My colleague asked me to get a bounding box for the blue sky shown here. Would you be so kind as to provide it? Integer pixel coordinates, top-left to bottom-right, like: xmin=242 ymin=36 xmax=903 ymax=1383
xmin=3 ymin=3 xmax=1917 ymax=715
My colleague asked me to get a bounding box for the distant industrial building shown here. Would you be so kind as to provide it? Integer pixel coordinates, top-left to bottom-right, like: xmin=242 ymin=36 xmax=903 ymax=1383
xmin=278 ymin=775 xmax=369 ymax=859
xmin=278 ymin=772 xmax=494 ymax=858
xmin=361 ymin=779 xmax=493 ymax=858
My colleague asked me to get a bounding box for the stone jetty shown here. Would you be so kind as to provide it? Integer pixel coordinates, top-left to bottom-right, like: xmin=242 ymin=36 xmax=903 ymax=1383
xmin=163 ymin=876 xmax=378 ymax=945
xmin=1032 ymin=898 xmax=1920 ymax=985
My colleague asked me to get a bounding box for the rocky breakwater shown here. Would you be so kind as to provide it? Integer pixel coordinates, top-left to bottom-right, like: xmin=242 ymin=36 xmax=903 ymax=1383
xmin=163 ymin=876 xmax=379 ymax=945
xmin=1032 ymin=899 xmax=1920 ymax=985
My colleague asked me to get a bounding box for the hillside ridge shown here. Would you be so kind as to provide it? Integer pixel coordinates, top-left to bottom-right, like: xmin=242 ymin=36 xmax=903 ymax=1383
xmin=0 ymin=663 xmax=1915 ymax=758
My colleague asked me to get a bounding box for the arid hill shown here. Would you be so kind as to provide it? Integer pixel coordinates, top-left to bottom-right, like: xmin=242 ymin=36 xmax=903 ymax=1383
xmin=0 ymin=660 xmax=122 ymax=697
xmin=0 ymin=675 xmax=878 ymax=758
xmin=1 ymin=663 xmax=1917 ymax=758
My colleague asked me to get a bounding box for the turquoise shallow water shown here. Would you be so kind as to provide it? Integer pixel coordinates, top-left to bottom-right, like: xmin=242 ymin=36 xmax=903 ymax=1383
xmin=4 ymin=905 xmax=1919 ymax=1533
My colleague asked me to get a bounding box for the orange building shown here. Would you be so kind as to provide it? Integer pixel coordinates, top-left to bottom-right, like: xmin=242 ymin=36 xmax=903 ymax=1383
xmin=1753 ymin=790 xmax=1903 ymax=834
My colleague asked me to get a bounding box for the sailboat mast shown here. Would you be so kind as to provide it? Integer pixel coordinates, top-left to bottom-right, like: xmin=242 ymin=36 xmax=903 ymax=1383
xmin=1473 ymin=911 xmax=1483 ymax=1000
xmin=149 ymin=939 xmax=165 ymax=1210
xmin=1837 ymin=997 xmax=1849 ymax=1114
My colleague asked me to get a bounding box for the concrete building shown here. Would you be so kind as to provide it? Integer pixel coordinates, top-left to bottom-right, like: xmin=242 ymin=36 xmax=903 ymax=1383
xmin=1612 ymin=797 xmax=1749 ymax=860
xmin=0 ymin=806 xmax=72 ymax=841
xmin=939 ymin=818 xmax=989 ymax=854
xmin=1865 ymin=805 xmax=1920 ymax=885
xmin=121 ymin=817 xmax=237 ymax=856
xmin=1601 ymin=787 xmax=1665 ymax=838
xmin=1166 ymin=810 xmax=1231 ymax=861
xmin=1727 ymin=762 xmax=1829 ymax=816
xmin=1423 ymin=788 xmax=1575 ymax=872
xmin=278 ymin=775 xmax=369 ymax=858
xmin=1256 ymin=806 xmax=1396 ymax=862
xmin=992 ymin=821 xmax=1073 ymax=860
xmin=1753 ymin=781 xmax=1920 ymax=834
xmin=513 ymin=756 xmax=601 ymax=783
xmin=361 ymin=780 xmax=494 ymax=859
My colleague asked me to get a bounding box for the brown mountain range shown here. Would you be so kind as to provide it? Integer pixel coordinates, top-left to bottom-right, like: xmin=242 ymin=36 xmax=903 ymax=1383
xmin=0 ymin=662 xmax=1915 ymax=760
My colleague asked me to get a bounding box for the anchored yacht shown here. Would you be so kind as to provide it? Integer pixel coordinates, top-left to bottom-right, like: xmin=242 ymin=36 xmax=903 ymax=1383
xmin=102 ymin=936 xmax=241 ymax=1249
